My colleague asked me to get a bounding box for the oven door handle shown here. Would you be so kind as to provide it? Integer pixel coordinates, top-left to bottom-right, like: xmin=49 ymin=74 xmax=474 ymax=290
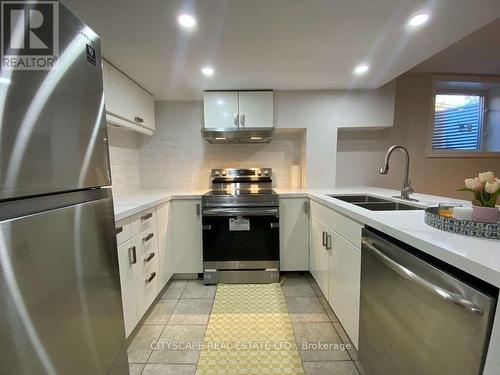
xmin=202 ymin=207 xmax=279 ymax=216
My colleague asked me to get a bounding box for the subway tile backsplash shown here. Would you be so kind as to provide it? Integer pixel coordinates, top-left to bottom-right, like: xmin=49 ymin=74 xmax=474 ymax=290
xmin=107 ymin=101 xmax=304 ymax=195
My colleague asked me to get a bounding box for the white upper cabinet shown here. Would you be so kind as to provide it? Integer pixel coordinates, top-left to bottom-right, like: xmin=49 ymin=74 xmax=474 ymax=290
xmin=238 ymin=91 xmax=274 ymax=128
xmin=203 ymin=91 xmax=274 ymax=129
xmin=102 ymin=60 xmax=155 ymax=135
xmin=203 ymin=92 xmax=239 ymax=128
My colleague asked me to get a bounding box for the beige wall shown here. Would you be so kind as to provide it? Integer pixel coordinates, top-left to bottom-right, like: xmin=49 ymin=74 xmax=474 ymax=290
xmin=336 ymin=73 xmax=500 ymax=199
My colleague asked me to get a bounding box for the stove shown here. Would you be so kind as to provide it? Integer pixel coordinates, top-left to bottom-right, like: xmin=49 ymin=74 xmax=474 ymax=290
xmin=202 ymin=168 xmax=280 ymax=284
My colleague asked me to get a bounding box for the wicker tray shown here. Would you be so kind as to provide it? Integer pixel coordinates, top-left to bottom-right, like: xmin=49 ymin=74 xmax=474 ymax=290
xmin=424 ymin=207 xmax=499 ymax=240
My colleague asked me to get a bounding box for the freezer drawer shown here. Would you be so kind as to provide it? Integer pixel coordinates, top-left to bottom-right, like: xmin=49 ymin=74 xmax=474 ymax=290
xmin=0 ymin=192 xmax=128 ymax=375
xmin=0 ymin=3 xmax=110 ymax=200
xmin=359 ymin=229 xmax=496 ymax=375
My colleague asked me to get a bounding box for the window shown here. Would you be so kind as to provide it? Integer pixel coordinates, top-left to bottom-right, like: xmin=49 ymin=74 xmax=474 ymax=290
xmin=431 ymin=93 xmax=484 ymax=151
xmin=428 ymin=76 xmax=500 ymax=157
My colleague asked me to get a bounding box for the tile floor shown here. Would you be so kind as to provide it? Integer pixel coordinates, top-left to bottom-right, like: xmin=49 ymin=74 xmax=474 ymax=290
xmin=127 ymin=274 xmax=362 ymax=375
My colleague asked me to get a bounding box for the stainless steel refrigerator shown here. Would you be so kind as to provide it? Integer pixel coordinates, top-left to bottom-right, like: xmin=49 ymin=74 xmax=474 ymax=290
xmin=0 ymin=2 xmax=129 ymax=374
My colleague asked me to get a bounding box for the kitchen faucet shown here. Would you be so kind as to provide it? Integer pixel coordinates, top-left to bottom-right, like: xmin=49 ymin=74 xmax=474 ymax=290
xmin=379 ymin=145 xmax=418 ymax=201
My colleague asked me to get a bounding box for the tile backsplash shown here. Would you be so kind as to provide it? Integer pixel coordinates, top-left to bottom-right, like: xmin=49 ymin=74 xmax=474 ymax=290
xmin=107 ymin=126 xmax=141 ymax=194
xmin=107 ymin=101 xmax=304 ymax=194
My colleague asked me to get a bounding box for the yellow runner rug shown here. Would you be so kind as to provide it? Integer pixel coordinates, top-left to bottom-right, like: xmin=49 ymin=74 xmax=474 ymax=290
xmin=196 ymin=283 xmax=304 ymax=375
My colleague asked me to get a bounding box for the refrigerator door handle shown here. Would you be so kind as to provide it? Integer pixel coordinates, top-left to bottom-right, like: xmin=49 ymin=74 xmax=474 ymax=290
xmin=362 ymin=239 xmax=484 ymax=315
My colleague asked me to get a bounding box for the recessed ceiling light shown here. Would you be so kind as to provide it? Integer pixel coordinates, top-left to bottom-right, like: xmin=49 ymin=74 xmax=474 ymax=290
xmin=408 ymin=13 xmax=430 ymax=26
xmin=201 ymin=66 xmax=214 ymax=76
xmin=353 ymin=64 xmax=369 ymax=75
xmin=177 ymin=14 xmax=196 ymax=29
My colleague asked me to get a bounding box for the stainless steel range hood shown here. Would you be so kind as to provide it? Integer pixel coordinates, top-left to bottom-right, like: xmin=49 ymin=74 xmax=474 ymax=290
xmin=201 ymin=127 xmax=275 ymax=144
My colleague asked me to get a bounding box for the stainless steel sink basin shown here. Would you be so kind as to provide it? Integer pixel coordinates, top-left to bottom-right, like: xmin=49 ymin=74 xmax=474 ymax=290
xmin=354 ymin=202 xmax=422 ymax=211
xmin=328 ymin=194 xmax=423 ymax=211
xmin=327 ymin=194 xmax=390 ymax=203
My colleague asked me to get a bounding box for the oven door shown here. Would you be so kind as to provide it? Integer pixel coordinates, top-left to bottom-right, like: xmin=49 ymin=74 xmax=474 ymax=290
xmin=202 ymin=207 xmax=279 ymax=265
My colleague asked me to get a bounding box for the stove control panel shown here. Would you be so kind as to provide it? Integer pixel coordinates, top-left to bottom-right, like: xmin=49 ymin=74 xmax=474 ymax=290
xmin=211 ymin=168 xmax=272 ymax=180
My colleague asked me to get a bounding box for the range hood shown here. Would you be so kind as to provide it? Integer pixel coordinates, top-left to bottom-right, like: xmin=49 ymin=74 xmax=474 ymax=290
xmin=201 ymin=127 xmax=274 ymax=144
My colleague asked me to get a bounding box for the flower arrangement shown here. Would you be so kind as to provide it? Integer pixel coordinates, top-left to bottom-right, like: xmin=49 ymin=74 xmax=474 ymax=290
xmin=458 ymin=171 xmax=500 ymax=208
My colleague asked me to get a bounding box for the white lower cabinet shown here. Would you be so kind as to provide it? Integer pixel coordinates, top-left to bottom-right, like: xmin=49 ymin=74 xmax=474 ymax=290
xmin=328 ymin=232 xmax=361 ymax=348
xmin=309 ymin=216 xmax=330 ymax=297
xmin=169 ymin=200 xmax=203 ymax=274
xmin=117 ymin=237 xmax=140 ymax=337
xmin=309 ymin=200 xmax=362 ymax=349
xmin=279 ymin=198 xmax=309 ymax=271
xmin=116 ymin=207 xmax=161 ymax=337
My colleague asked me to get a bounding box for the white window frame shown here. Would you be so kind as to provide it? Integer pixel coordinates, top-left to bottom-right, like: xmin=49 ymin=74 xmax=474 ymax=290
xmin=426 ymin=76 xmax=500 ymax=158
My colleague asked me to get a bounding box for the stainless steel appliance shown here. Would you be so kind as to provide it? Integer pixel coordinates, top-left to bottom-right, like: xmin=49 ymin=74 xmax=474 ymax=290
xmin=0 ymin=3 xmax=129 ymax=374
xmin=202 ymin=168 xmax=280 ymax=284
xmin=359 ymin=228 xmax=497 ymax=375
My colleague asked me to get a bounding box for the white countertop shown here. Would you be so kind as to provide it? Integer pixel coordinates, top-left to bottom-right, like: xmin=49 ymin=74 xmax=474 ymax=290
xmin=113 ymin=189 xmax=207 ymax=221
xmin=113 ymin=186 xmax=500 ymax=287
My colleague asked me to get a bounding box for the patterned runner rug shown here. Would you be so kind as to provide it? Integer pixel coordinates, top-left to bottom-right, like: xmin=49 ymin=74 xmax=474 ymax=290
xmin=196 ymin=283 xmax=304 ymax=374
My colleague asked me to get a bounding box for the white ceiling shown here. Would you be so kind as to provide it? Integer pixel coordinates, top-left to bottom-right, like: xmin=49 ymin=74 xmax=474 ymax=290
xmin=62 ymin=0 xmax=500 ymax=100
xmin=412 ymin=18 xmax=500 ymax=75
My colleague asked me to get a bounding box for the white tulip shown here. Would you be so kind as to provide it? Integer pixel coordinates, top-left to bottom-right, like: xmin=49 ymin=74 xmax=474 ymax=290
xmin=485 ymin=180 xmax=500 ymax=194
xmin=465 ymin=178 xmax=483 ymax=191
xmin=478 ymin=171 xmax=495 ymax=183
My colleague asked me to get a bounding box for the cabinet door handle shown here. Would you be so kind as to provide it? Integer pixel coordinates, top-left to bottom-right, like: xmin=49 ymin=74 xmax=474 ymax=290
xmin=144 ymin=253 xmax=155 ymax=263
xmin=116 ymin=226 xmax=123 ymax=235
xmin=135 ymin=116 xmax=144 ymax=123
xmin=304 ymin=201 xmax=310 ymax=214
xmin=322 ymin=231 xmax=327 ymax=247
xmin=233 ymin=113 xmax=239 ymax=126
xmin=128 ymin=246 xmax=137 ymax=265
xmin=146 ymin=272 xmax=156 ymax=284
xmin=141 ymin=212 xmax=153 ymax=221
xmin=196 ymin=203 xmax=201 ymax=216
xmin=143 ymin=233 xmax=154 ymax=242
xmin=240 ymin=113 xmax=245 ymax=126
xmin=326 ymin=234 xmax=332 ymax=250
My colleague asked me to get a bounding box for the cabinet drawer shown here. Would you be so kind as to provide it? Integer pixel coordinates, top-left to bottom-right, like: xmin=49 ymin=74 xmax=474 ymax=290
xmin=115 ymin=217 xmax=131 ymax=245
xmin=117 ymin=238 xmax=140 ymax=337
xmin=117 ymin=237 xmax=141 ymax=284
xmin=330 ymin=210 xmax=362 ymax=248
xmin=138 ymin=226 xmax=157 ymax=258
xmin=310 ymin=200 xmax=330 ymax=226
xmin=138 ymin=262 xmax=159 ymax=316
xmin=131 ymin=208 xmax=157 ymax=236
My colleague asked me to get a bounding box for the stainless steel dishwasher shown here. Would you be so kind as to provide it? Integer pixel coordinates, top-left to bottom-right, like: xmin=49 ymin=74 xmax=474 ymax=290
xmin=359 ymin=228 xmax=497 ymax=375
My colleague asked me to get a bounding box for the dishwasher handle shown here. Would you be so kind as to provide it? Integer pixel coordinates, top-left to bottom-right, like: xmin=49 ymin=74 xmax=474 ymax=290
xmin=362 ymin=239 xmax=484 ymax=316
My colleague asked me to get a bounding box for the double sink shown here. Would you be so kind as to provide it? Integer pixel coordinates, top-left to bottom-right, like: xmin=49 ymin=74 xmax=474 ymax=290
xmin=328 ymin=194 xmax=423 ymax=211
